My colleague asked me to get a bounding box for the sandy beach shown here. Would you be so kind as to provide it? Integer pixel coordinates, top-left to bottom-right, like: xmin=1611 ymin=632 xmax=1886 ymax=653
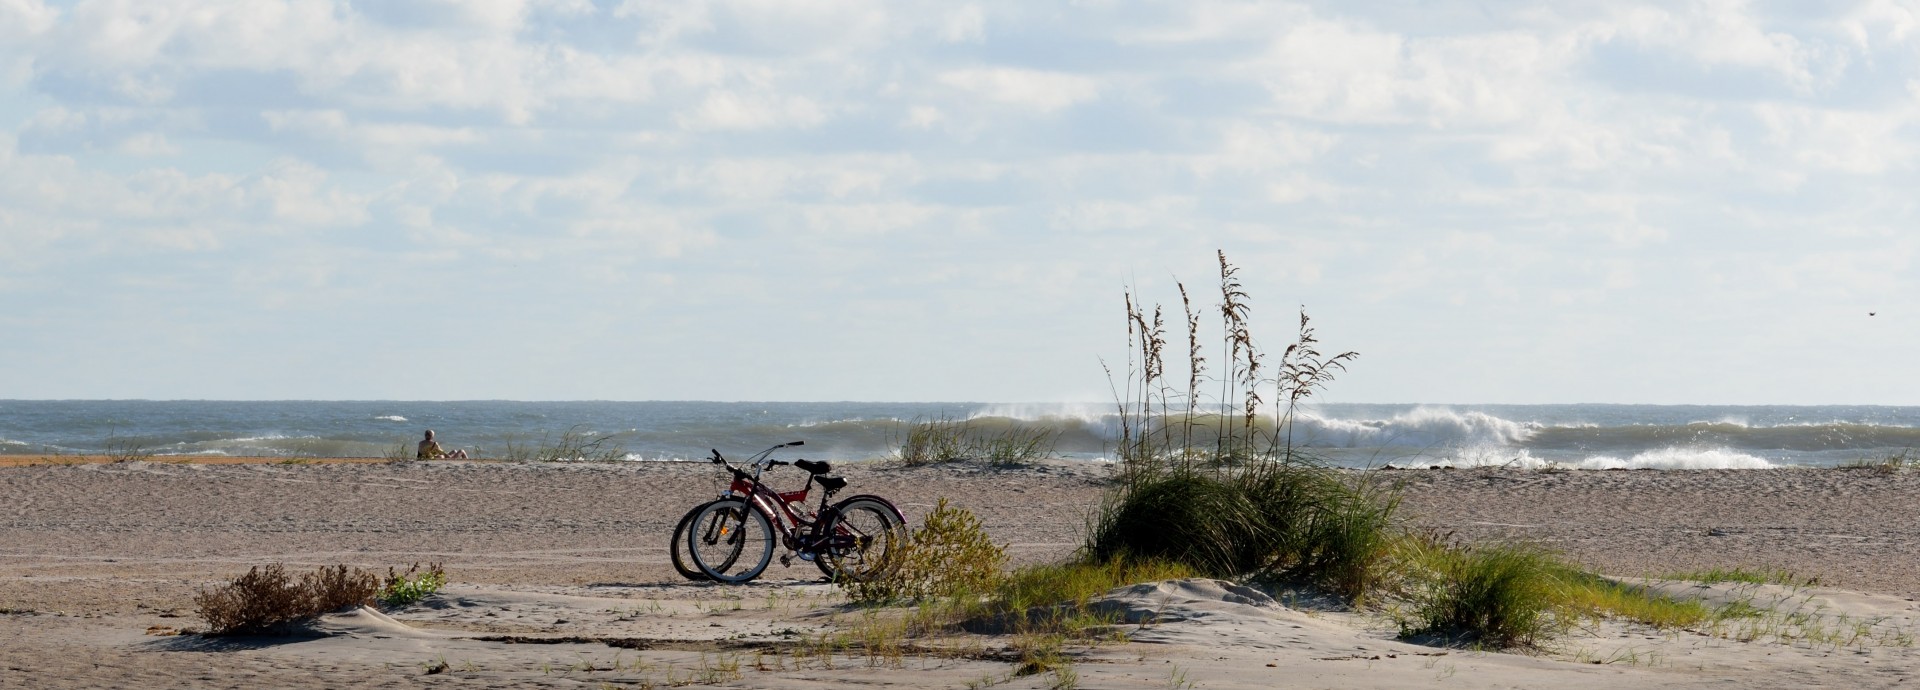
xmin=5 ymin=458 xmax=1920 ymax=688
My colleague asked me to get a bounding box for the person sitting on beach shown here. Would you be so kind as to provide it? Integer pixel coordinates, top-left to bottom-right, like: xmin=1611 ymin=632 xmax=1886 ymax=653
xmin=416 ymin=430 xmax=468 ymax=460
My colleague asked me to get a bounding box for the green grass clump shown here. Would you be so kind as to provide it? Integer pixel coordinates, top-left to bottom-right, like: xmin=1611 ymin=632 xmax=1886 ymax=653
xmin=1086 ymin=470 xmax=1259 ymax=579
xmin=1662 ymin=566 xmax=1818 ymax=587
xmin=379 ymin=562 xmax=447 ymax=607
xmin=896 ymin=416 xmax=1058 ymax=467
xmin=1554 ymin=570 xmax=1715 ymax=630
xmin=1399 ymin=542 xmax=1562 ymax=647
xmin=1086 ymin=462 xmax=1399 ymax=602
xmin=1839 ymin=448 xmax=1919 ymax=475
xmin=1390 ymin=536 xmax=1762 ymax=647
xmin=381 ymin=438 xmax=415 ymax=463
xmin=499 ymin=425 xmax=626 ymax=462
xmin=992 ymin=558 xmax=1197 ymax=615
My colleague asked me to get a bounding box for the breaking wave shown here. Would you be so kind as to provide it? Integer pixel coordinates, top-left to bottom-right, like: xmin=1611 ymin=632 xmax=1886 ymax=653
xmin=1391 ymin=447 xmax=1778 ymax=470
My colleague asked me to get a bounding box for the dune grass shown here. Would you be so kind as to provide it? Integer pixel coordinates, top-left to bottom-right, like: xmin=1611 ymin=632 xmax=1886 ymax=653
xmin=1838 ymin=448 xmax=1919 ymax=474
xmin=1660 ymin=566 xmax=1819 ymax=588
xmin=498 ymin=425 xmax=626 ymax=462
xmin=895 ymin=416 xmax=1058 ymax=467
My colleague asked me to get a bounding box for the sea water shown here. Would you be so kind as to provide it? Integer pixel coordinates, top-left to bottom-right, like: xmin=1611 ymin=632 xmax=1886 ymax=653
xmin=2 ymin=400 xmax=1918 ymax=469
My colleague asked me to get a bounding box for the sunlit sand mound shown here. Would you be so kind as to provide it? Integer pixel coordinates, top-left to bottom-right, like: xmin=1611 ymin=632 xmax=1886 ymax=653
xmin=308 ymin=605 xmax=453 ymax=640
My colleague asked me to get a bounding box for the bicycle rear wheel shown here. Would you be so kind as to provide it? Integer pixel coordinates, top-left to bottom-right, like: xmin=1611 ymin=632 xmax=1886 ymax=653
xmin=815 ymin=497 xmax=904 ymax=581
xmin=686 ymin=498 xmax=773 ymax=583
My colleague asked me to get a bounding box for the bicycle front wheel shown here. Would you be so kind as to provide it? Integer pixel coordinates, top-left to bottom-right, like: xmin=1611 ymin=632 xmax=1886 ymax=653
xmin=686 ymin=498 xmax=773 ymax=583
xmin=815 ymin=497 xmax=904 ymax=582
xmin=670 ymin=500 xmax=733 ymax=581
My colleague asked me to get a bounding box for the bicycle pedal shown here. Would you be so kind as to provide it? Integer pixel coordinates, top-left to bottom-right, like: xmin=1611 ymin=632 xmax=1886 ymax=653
xmin=779 ymin=554 xmax=792 ymax=568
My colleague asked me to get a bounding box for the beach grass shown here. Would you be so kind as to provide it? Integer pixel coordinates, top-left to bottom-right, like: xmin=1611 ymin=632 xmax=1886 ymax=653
xmin=1396 ymin=541 xmax=1562 ymax=647
xmin=895 ymin=416 xmax=1058 ymax=467
xmin=1661 ymin=566 xmax=1819 ymax=588
xmin=381 ymin=438 xmax=415 ymax=463
xmin=1838 ymin=448 xmax=1919 ymax=475
xmin=498 ymin=425 xmax=626 ymax=462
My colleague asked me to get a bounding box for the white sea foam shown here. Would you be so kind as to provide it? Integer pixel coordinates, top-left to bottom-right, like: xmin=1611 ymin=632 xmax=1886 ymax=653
xmin=1392 ymin=446 xmax=1777 ymax=470
xmin=968 ymin=403 xmax=1113 ymax=424
xmin=376 ymin=415 xmax=408 ymax=422
xmin=1572 ymin=447 xmax=1776 ymax=470
xmin=619 ymin=453 xmax=699 ymax=462
xmin=1292 ymin=407 xmax=1537 ymax=449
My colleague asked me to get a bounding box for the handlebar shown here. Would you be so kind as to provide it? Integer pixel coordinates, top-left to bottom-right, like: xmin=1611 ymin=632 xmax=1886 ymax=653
xmin=709 ymin=442 xmax=803 ymax=474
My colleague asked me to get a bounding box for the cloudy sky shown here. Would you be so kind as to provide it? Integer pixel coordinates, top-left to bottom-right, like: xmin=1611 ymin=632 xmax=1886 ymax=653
xmin=1 ymin=0 xmax=1916 ymax=404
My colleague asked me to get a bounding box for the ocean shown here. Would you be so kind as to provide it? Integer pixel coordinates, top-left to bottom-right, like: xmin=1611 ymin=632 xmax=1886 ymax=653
xmin=2 ymin=400 xmax=1917 ymax=469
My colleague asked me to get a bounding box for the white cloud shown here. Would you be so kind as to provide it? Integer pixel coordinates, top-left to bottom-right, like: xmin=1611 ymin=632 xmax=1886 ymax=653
xmin=939 ymin=4 xmax=986 ymax=43
xmin=116 ymin=131 xmax=178 ymax=156
xmin=937 ymin=68 xmax=1099 ymax=113
xmin=6 ymin=0 xmax=1920 ymax=402
xmin=677 ymin=90 xmax=828 ymax=131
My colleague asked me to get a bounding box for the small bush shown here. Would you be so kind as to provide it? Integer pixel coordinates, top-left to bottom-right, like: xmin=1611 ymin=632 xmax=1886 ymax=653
xmin=840 ymin=498 xmax=1006 ymax=603
xmin=380 ymin=562 xmax=447 ymax=607
xmin=194 ymin=563 xmax=381 ymax=635
xmin=305 ymin=564 xmax=382 ymax=612
xmin=1400 ymin=542 xmax=1561 ymax=648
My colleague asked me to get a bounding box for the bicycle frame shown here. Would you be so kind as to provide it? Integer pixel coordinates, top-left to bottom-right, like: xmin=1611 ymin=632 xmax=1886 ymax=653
xmin=710 ymin=442 xmax=830 ymax=551
xmin=725 ymin=473 xmax=820 ymax=550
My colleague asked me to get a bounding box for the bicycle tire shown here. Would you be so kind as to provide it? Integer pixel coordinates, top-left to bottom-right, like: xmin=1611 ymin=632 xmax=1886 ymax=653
xmin=670 ymin=500 xmax=739 ymax=581
xmin=814 ymin=497 xmax=905 ymax=582
xmin=686 ymin=498 xmax=774 ymax=584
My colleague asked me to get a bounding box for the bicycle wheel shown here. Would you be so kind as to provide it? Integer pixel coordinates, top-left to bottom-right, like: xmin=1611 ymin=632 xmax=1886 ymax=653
xmin=814 ymin=497 xmax=904 ymax=581
xmin=686 ymin=498 xmax=773 ymax=583
xmin=670 ymin=501 xmax=736 ymax=581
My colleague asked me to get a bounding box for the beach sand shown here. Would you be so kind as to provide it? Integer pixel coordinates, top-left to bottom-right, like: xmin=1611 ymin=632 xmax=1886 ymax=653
xmin=4 ymin=458 xmax=1920 ymax=688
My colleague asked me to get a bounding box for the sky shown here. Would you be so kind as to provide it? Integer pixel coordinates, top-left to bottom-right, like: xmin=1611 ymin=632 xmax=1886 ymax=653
xmin=0 ymin=0 xmax=1916 ymax=405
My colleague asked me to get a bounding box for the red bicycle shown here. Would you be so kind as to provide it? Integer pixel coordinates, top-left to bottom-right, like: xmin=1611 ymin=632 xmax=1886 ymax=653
xmin=674 ymin=441 xmax=906 ymax=584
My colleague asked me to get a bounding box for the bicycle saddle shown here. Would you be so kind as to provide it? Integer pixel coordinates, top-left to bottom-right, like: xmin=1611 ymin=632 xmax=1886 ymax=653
xmin=794 ymin=459 xmax=832 ymax=475
xmin=815 ymin=475 xmax=848 ymax=493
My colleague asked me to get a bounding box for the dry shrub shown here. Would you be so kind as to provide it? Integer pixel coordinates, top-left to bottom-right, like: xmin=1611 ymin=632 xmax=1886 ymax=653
xmin=841 ymin=498 xmax=1006 ymax=603
xmin=305 ymin=564 xmax=381 ymax=611
xmin=194 ymin=563 xmax=382 ymax=635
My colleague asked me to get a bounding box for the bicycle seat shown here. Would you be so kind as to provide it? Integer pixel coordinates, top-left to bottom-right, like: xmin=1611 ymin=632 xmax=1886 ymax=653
xmin=795 ymin=459 xmax=832 ymax=475
xmin=815 ymin=475 xmax=848 ymax=493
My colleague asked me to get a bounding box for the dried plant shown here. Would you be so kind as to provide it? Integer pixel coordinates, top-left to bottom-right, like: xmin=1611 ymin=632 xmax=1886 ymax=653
xmin=194 ymin=563 xmax=381 ymax=635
